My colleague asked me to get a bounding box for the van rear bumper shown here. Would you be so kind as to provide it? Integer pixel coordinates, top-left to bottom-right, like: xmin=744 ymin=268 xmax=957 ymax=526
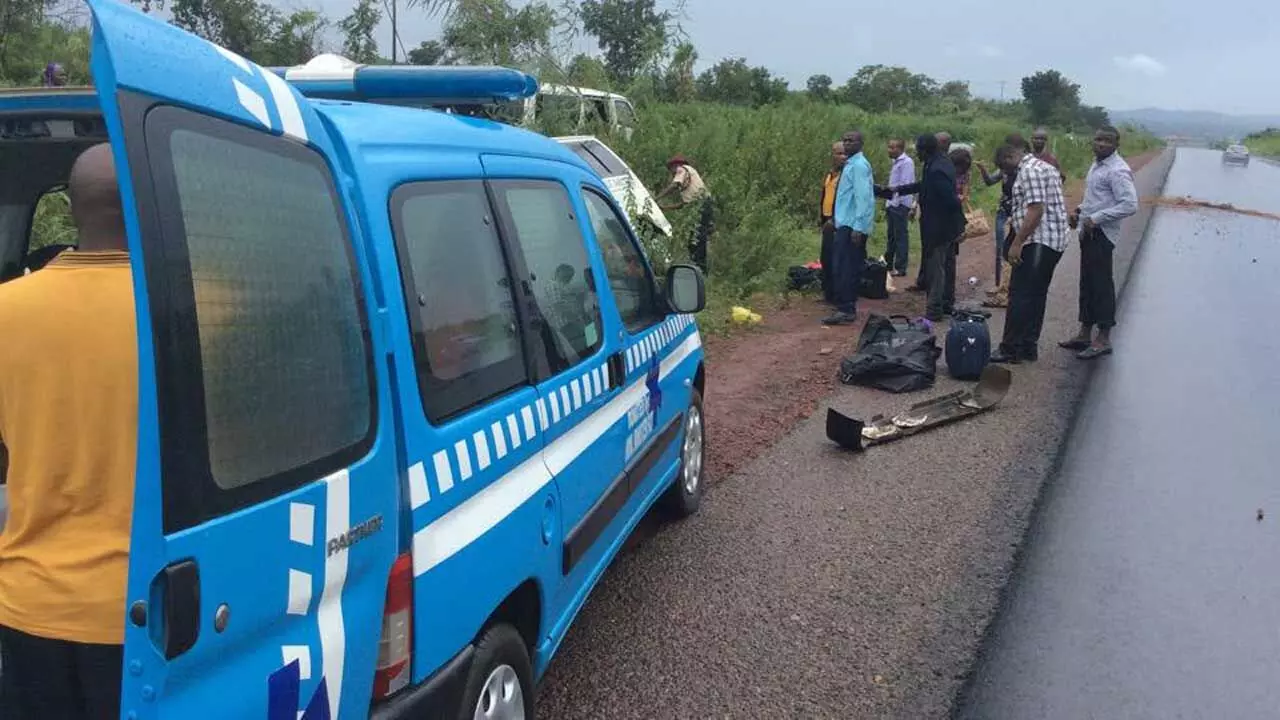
xmin=370 ymin=644 xmax=474 ymax=720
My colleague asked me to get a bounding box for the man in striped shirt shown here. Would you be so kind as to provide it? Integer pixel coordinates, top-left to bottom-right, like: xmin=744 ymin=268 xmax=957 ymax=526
xmin=990 ymin=142 xmax=1069 ymax=364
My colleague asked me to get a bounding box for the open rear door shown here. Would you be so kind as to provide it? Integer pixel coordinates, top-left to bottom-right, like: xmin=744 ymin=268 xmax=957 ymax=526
xmin=87 ymin=1 xmax=399 ymax=717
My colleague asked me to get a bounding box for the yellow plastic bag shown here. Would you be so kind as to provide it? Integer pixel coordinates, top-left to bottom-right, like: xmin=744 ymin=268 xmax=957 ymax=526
xmin=731 ymin=306 xmax=762 ymax=325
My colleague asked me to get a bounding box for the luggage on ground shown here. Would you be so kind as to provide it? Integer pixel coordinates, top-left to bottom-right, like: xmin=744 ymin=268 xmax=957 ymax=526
xmin=859 ymin=258 xmax=889 ymax=299
xmin=839 ymin=314 xmax=940 ymax=393
xmin=945 ymin=310 xmax=991 ymax=380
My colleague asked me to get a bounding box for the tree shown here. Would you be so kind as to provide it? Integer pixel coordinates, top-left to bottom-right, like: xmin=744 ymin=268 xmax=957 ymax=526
xmin=169 ymin=0 xmax=277 ymax=58
xmin=578 ymin=0 xmax=672 ymax=85
xmin=407 ymin=40 xmax=448 ymax=65
xmin=1078 ymin=104 xmax=1110 ymax=130
xmin=805 ymin=74 xmax=832 ymax=102
xmin=659 ymin=41 xmax=696 ymax=102
xmin=262 ymin=10 xmax=327 ymax=66
xmin=696 ymin=57 xmax=787 ymax=107
xmin=440 ymin=0 xmax=554 ymax=67
xmin=565 ymin=54 xmax=611 ymax=88
xmin=840 ymin=64 xmax=937 ymax=113
xmin=1020 ymin=70 xmax=1080 ymax=125
xmin=339 ymin=0 xmax=381 ymax=64
xmin=939 ymin=80 xmax=970 ymax=104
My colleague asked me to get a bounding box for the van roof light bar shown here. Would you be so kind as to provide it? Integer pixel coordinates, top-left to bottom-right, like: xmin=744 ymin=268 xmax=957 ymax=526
xmin=265 ymin=54 xmax=539 ymax=104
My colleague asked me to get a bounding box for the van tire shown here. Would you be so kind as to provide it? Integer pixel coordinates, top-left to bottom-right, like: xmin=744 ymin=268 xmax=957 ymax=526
xmin=457 ymin=623 xmax=534 ymax=720
xmin=661 ymin=388 xmax=705 ymax=519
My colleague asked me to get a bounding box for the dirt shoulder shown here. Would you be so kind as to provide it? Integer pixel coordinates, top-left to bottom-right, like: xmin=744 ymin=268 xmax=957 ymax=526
xmin=700 ymin=149 xmax=1163 ymax=483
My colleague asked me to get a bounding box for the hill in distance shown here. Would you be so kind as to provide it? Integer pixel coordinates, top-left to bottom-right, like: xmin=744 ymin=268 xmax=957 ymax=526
xmin=1111 ymin=108 xmax=1280 ymax=140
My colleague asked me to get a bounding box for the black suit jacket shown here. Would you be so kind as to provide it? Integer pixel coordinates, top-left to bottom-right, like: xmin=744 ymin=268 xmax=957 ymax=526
xmin=890 ymin=154 xmax=965 ymax=249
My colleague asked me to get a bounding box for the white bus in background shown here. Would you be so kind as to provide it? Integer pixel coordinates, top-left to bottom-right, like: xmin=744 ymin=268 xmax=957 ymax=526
xmin=509 ymin=84 xmax=639 ymax=139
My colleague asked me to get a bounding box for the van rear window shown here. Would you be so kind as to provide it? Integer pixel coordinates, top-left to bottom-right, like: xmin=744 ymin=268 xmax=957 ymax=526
xmin=143 ymin=105 xmax=375 ymax=532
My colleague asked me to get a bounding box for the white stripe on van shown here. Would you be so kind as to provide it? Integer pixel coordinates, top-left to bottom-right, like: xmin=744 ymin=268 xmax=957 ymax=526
xmin=506 ymin=415 xmax=522 ymax=450
xmin=261 ymin=69 xmax=308 ymax=141
xmin=432 ymin=451 xmax=454 ymax=493
xmin=289 ymin=502 xmax=315 ymax=546
xmin=407 ymin=461 xmax=430 ymax=509
xmin=319 ymin=469 xmax=350 ymax=715
xmin=287 ymin=569 xmax=312 ymax=615
xmin=473 ymin=430 xmax=492 ymax=471
xmin=521 ymin=406 xmax=536 ymax=440
xmin=536 ymin=399 xmax=549 ymax=431
xmin=454 ymin=440 xmax=473 ymax=482
xmin=491 ymin=422 xmax=508 ymax=459
xmin=413 ymin=333 xmax=701 ymax=576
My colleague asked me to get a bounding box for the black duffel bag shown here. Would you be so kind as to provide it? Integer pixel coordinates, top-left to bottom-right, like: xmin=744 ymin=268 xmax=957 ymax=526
xmin=839 ymin=314 xmax=940 ymax=393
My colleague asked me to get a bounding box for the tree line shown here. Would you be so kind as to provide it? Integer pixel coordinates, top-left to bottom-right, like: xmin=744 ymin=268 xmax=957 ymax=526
xmin=1 ymin=0 xmax=1110 ymax=130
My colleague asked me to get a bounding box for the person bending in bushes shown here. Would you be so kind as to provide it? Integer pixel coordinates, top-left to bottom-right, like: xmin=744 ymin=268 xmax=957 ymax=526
xmin=657 ymin=155 xmax=713 ymax=274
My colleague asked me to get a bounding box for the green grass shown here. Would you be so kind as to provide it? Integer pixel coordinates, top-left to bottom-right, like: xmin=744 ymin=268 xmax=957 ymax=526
xmin=1244 ymin=130 xmax=1280 ymax=157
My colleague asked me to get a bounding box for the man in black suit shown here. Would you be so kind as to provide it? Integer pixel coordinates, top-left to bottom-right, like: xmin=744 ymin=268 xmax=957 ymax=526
xmin=878 ymin=134 xmax=965 ymax=320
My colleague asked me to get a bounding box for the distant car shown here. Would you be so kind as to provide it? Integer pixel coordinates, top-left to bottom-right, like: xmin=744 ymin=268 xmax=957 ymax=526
xmin=555 ymin=135 xmax=673 ymax=238
xmin=1223 ymin=144 xmax=1250 ymax=165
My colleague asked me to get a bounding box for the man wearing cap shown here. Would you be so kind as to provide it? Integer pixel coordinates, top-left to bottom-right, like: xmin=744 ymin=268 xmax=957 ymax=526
xmin=657 ymin=155 xmax=713 ymax=274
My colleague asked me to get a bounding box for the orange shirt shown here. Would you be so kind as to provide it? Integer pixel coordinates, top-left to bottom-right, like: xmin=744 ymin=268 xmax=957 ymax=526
xmin=0 ymin=251 xmax=137 ymax=644
xmin=821 ymin=171 xmax=840 ymax=218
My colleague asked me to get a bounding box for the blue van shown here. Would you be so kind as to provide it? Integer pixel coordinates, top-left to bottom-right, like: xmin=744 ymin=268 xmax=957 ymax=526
xmin=0 ymin=1 xmax=707 ymax=717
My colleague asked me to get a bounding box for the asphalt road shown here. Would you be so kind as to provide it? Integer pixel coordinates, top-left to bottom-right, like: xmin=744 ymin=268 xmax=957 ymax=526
xmin=955 ymin=148 xmax=1280 ymax=719
xmin=536 ymin=150 xmax=1176 ymax=719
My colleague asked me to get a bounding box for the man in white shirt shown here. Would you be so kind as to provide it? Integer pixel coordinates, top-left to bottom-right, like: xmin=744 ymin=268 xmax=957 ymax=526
xmin=1059 ymin=126 xmax=1139 ymax=359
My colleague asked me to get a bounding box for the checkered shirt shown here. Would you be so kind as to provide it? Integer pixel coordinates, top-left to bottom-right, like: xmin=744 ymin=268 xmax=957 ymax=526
xmin=1010 ymin=153 xmax=1069 ymax=252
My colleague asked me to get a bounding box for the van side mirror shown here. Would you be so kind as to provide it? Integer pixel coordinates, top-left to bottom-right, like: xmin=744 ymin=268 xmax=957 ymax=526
xmin=665 ymin=264 xmax=705 ymax=314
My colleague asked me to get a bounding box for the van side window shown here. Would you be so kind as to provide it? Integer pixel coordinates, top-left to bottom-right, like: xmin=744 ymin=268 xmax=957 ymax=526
xmin=491 ymin=180 xmax=603 ymax=374
xmin=581 ymin=189 xmax=662 ymax=331
xmin=144 ymin=106 xmax=375 ymax=532
xmin=390 ymin=180 xmax=527 ymax=423
xmin=613 ymin=99 xmax=636 ymax=128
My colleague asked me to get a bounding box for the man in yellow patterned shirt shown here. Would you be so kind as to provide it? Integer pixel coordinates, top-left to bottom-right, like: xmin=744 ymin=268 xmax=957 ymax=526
xmin=0 ymin=143 xmax=137 ymax=719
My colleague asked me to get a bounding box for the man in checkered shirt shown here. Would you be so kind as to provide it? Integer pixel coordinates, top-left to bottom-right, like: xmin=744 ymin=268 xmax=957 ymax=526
xmin=989 ymin=142 xmax=1068 ymax=364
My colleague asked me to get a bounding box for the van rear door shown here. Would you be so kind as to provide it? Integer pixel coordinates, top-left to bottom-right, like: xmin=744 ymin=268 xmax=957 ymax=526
xmin=87 ymin=1 xmax=398 ymax=717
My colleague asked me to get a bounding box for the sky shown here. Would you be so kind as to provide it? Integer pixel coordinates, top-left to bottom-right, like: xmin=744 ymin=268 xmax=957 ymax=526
xmin=309 ymin=0 xmax=1280 ymax=115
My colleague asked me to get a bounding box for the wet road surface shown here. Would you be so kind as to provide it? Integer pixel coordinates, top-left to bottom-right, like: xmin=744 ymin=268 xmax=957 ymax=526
xmin=956 ymin=148 xmax=1280 ymax=719
xmin=537 ymin=151 xmax=1176 ymax=719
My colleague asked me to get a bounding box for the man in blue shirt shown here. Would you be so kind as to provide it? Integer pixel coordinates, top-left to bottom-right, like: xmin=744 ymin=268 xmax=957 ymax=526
xmin=824 ymin=130 xmax=875 ymax=325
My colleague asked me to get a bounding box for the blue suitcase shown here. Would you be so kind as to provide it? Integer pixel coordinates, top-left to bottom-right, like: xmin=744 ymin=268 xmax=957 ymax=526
xmin=946 ymin=311 xmax=991 ymax=380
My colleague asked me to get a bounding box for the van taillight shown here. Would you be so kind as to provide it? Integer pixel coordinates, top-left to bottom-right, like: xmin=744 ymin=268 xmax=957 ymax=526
xmin=373 ymin=553 xmax=413 ymax=700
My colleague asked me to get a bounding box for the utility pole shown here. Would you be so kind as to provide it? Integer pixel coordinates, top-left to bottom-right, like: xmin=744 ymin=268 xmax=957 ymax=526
xmin=391 ymin=0 xmax=398 ymax=64
xmin=998 ymin=80 xmax=1006 ymax=101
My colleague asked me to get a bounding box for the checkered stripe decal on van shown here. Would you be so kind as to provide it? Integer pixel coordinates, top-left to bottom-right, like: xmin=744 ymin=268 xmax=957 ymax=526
xmin=406 ymin=314 xmax=695 ymax=507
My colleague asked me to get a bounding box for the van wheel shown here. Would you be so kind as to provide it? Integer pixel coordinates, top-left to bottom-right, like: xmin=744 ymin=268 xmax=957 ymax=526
xmin=459 ymin=624 xmax=534 ymax=720
xmin=661 ymin=388 xmax=705 ymax=518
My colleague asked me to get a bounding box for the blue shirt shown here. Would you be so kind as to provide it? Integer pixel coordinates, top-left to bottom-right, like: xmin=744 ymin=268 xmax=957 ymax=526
xmin=835 ymin=151 xmax=875 ymax=234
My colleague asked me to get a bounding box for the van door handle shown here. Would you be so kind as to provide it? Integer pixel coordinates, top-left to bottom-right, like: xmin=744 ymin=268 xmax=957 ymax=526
xmin=148 ymin=559 xmax=201 ymax=660
xmin=607 ymin=351 xmax=626 ymax=391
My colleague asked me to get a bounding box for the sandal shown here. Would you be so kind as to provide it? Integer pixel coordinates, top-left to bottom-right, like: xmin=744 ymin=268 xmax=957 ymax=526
xmin=1076 ymin=345 xmax=1113 ymax=360
xmin=1058 ymin=338 xmax=1090 ymax=351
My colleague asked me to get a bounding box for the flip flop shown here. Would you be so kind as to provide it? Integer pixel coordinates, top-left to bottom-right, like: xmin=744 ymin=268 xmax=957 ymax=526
xmin=1077 ymin=345 xmax=1113 ymax=360
xmin=1058 ymin=339 xmax=1090 ymax=351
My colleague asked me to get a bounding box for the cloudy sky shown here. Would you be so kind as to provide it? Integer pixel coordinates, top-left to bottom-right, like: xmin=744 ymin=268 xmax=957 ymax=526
xmin=311 ymin=0 xmax=1279 ymax=115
